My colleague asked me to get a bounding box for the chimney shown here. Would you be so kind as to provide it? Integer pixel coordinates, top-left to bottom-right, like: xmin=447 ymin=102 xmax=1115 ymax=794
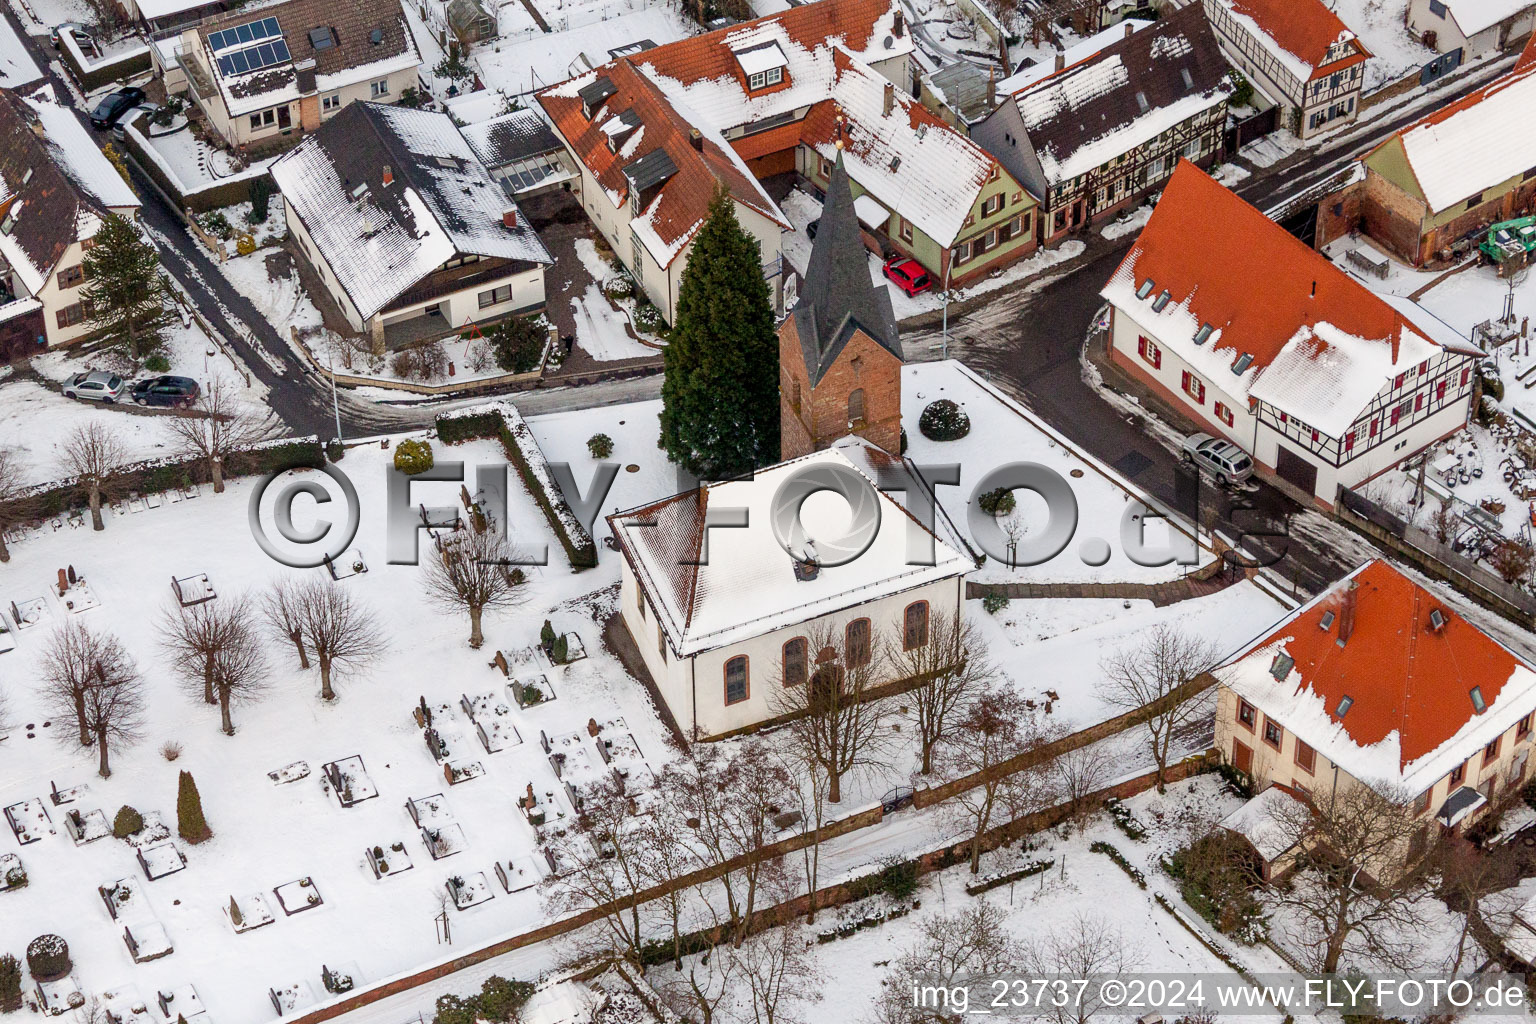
xmin=893 ymin=8 xmax=904 ymax=37
xmin=1336 ymin=580 xmax=1358 ymax=646
xmin=1125 ymin=21 xmax=1134 ymax=37
xmin=883 ymin=80 xmax=894 ymax=116
xmin=1054 ymin=51 xmax=1065 ymax=71
xmin=502 ymin=208 xmax=518 ymax=229
xmin=381 ymin=164 xmax=393 ymax=186
xmin=689 ymin=127 xmax=703 ymax=152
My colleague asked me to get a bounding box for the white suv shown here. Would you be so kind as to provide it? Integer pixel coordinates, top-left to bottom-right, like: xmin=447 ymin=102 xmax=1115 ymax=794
xmin=1181 ymin=433 xmax=1254 ymax=487
xmin=62 ymin=370 xmax=127 ymax=404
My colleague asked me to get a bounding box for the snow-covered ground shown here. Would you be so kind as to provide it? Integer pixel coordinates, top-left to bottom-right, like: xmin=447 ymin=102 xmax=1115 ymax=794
xmin=1327 ymin=0 xmax=1435 ymax=94
xmin=904 ymin=361 xmax=1216 ymax=584
xmin=7 ymin=0 xmax=93 ymax=36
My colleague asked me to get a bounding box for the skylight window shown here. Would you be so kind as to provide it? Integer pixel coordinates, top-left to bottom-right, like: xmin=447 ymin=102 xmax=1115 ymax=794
xmin=1470 ymin=686 xmax=1486 ymax=712
xmin=889 ymin=156 xmax=901 ymax=172
xmin=1319 ymin=610 xmax=1335 ymax=630
xmin=1135 ymin=279 xmax=1155 ymax=300
xmin=1270 ymin=652 xmax=1294 ymax=680
xmin=1194 ymin=323 xmax=1213 ymax=345
xmin=350 ymin=182 xmax=367 ymax=200
xmin=1151 ymin=289 xmax=1171 ymax=312
xmin=1181 ymin=68 xmax=1194 ymax=89
xmin=1429 ymin=608 xmax=1446 ymax=630
xmin=1135 ymin=91 xmax=1148 ymax=112
xmin=1232 ymin=353 xmax=1253 ymax=374
xmin=1335 ymin=695 xmax=1353 ymax=718
xmin=308 ymin=26 xmax=335 ymax=50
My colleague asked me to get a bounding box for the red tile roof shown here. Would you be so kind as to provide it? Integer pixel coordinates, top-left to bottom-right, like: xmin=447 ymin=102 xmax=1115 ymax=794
xmin=1222 ymin=0 xmax=1369 ymax=79
xmin=1234 ymin=561 xmax=1526 ymax=771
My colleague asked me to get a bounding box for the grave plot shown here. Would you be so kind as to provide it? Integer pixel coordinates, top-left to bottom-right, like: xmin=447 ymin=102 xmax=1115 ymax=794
xmin=155 ymin=984 xmax=204 ymax=1022
xmin=36 ymin=974 xmax=84 ymax=1013
xmin=63 ymin=807 xmax=110 ymax=844
xmin=100 ymin=985 xmax=147 ymax=1024
xmin=514 ymin=781 xmax=571 ymax=830
xmin=508 ymin=670 xmax=555 ymax=709
xmin=321 ymin=756 xmax=378 ymax=807
xmin=5 ymin=798 xmax=54 ymax=844
xmin=421 ymin=822 xmax=469 ymax=860
xmin=272 ymin=877 xmax=324 ymax=915
xmin=364 ymin=841 xmax=414 ymax=879
xmin=594 ymin=722 xmax=651 ymax=782
xmin=443 ymin=759 xmax=485 ymax=786
xmin=48 ymin=781 xmax=89 ymax=805
xmin=492 ymin=854 xmax=548 ymax=894
xmin=170 ymin=574 xmax=216 ymax=606
xmin=406 ymin=793 xmax=452 ymax=827
xmin=554 ymin=632 xmax=587 ymax=663
xmin=267 ymin=761 xmax=310 ymax=785
xmin=445 ymin=871 xmax=494 ymax=910
xmin=224 ymin=892 xmax=276 ymax=933
xmin=136 ymin=842 xmax=187 ymax=881
xmin=123 ymin=919 xmax=174 ymax=963
xmin=460 ymin=690 xmax=521 ymax=753
xmin=99 ymin=877 xmax=146 ymax=920
xmin=56 ymin=572 xmax=99 ymax=614
xmin=0 ymin=614 xmax=13 ymax=654
xmin=542 ymin=730 xmax=606 ymax=809
xmin=268 ymin=979 xmax=317 ymax=1016
xmin=0 ymin=852 xmax=26 ymax=892
xmin=320 ymin=963 xmax=360 ymax=995
xmin=325 ymin=549 xmax=368 ymax=581
xmin=542 ymin=836 xmax=597 ymax=878
xmin=11 ymin=596 xmax=49 ymax=628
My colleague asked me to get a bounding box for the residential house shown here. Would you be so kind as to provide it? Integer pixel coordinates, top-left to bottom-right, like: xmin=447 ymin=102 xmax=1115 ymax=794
xmin=126 ymin=0 xmax=235 ymax=39
xmin=270 ymin=102 xmax=551 ymax=352
xmin=1406 ymin=0 xmax=1534 ymax=58
xmin=1100 ymin=161 xmax=1481 ymax=506
xmin=1357 ymin=38 xmax=1536 ymax=265
xmin=458 ymin=108 xmax=578 ymax=198
xmin=972 ymin=5 xmax=1231 ymax=244
xmin=607 ymin=442 xmax=972 ymax=739
xmin=0 ymin=89 xmax=141 ymax=358
xmin=539 ymin=0 xmax=1034 ymax=323
xmin=1202 ymin=0 xmax=1370 ymax=139
xmin=1213 ymin=559 xmax=1536 ymax=878
xmin=780 ymin=157 xmax=902 ymax=460
xmin=170 ymin=0 xmax=421 ymax=150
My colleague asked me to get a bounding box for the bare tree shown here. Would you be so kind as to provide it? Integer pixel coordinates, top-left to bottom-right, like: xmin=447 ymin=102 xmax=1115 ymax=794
xmin=1052 ymin=741 xmax=1113 ymax=833
xmin=164 ymin=378 xmax=273 ymax=493
xmin=421 ymin=529 xmax=525 ymax=648
xmin=1268 ymin=780 xmax=1432 ymax=973
xmin=40 ymin=620 xmax=145 ymax=777
xmin=874 ymin=903 xmax=1021 ymax=1024
xmin=636 ymin=798 xmax=697 ymax=968
xmin=262 ymin=576 xmax=383 ymax=700
xmin=769 ymin=621 xmax=893 ymax=803
xmin=0 ymin=446 xmax=29 ymax=562
xmin=730 ymin=924 xmax=821 ymax=1024
xmin=1436 ymin=834 xmax=1520 ymax=974
xmin=772 ymin=737 xmax=832 ymax=923
xmin=937 ymin=690 xmax=1061 ymax=873
xmin=1022 ymin=913 xmax=1142 ymax=1024
xmin=651 ymin=949 xmax=737 ymax=1024
xmin=60 ymin=422 xmax=127 ymax=530
xmin=1099 ymin=624 xmax=1218 ymax=793
xmin=892 ymin=609 xmax=992 ymax=775
xmin=263 ymin=576 xmax=311 ymax=669
xmin=161 ymin=595 xmax=268 ymax=734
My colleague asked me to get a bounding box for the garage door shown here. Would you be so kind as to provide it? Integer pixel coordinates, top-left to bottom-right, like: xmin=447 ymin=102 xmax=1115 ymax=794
xmin=1276 ymin=446 xmax=1318 ymax=496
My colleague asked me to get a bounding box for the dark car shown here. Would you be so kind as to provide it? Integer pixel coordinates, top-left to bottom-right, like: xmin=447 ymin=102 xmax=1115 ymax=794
xmin=131 ymin=375 xmax=200 ymax=407
xmin=90 ymin=87 xmax=146 ymax=130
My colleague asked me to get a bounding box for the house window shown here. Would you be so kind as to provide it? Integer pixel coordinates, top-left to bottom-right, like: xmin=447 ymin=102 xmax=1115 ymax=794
xmin=1429 ymin=0 xmax=1446 ymax=17
xmin=1415 ymin=789 xmax=1433 ymax=815
xmin=1021 ymin=211 xmax=1032 ymax=236
xmin=1262 ymin=717 xmax=1283 ymax=750
xmin=903 ymin=601 xmax=929 ymax=650
xmin=322 ymin=93 xmax=341 ymax=112
xmin=782 ymin=638 xmax=807 ymax=687
xmin=900 ymin=219 xmax=913 ymax=243
xmin=1137 ymin=335 xmax=1162 ymax=369
xmin=56 ymin=264 xmax=85 ymax=289
xmin=636 ymin=592 xmax=646 ymax=621
xmin=370 ymin=79 xmax=391 ymax=98
xmin=1215 ymin=401 xmax=1234 ymax=427
xmin=791 ymin=378 xmax=801 ymax=413
xmin=1237 ymin=699 xmax=1256 ymax=730
xmin=724 ymin=656 xmax=749 ymax=705
xmin=56 ymin=302 xmax=86 ymax=328
xmin=1467 ymin=191 xmax=1484 ymax=209
xmin=1450 ymin=760 xmax=1466 ymax=786
xmin=981 ymin=194 xmax=1002 ymax=217
xmin=748 ymin=66 xmax=783 ymax=90
xmin=846 ymin=618 xmax=871 ymax=668
xmin=847 ymin=388 xmax=865 ymax=424
xmin=1181 ymin=371 xmax=1205 ymax=404
xmin=1011 ymin=191 xmax=1022 ymax=205
xmin=1484 ymin=736 xmax=1502 ymax=767
xmin=818 ymin=156 xmax=831 ymax=178
xmin=1520 ymin=713 xmax=1532 ymax=738
xmin=1294 ymin=739 xmax=1315 ymax=774
xmin=250 ymin=109 xmax=276 ymax=130
xmin=953 ymin=241 xmax=972 ymax=265
xmin=478 ymin=284 xmax=513 ymax=309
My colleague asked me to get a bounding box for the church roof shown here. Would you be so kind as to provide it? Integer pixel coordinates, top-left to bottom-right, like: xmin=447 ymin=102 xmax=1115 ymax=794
xmin=792 ymin=156 xmax=901 ymax=386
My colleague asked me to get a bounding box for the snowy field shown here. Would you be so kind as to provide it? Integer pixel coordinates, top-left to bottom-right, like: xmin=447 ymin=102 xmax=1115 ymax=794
xmin=903 ymin=361 xmax=1216 ymax=584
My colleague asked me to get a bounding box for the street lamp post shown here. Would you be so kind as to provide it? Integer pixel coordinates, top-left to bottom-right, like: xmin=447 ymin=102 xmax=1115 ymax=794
xmin=940 ymin=255 xmax=953 ymax=360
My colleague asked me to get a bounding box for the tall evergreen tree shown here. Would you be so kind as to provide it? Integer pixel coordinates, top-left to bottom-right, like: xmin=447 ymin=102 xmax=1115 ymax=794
xmin=659 ymin=186 xmax=779 ymax=478
xmin=81 ymin=213 xmax=170 ymax=362
xmin=176 ymin=770 xmax=212 ymax=843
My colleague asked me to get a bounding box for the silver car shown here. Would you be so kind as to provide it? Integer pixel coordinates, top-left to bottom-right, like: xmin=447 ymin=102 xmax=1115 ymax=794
xmin=62 ymin=370 xmax=127 ymax=404
xmin=1181 ymin=432 xmax=1254 ymax=486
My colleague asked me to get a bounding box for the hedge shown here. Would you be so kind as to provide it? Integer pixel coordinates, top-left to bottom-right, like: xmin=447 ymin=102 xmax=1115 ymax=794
xmin=435 ymin=404 xmax=597 ymax=570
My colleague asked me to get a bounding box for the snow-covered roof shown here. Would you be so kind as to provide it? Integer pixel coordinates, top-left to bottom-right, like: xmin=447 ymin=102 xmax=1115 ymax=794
xmin=1440 ymin=0 xmax=1533 ymax=37
xmin=1101 ymin=162 xmax=1480 ymax=437
xmin=459 ymin=108 xmax=563 ymax=170
xmin=607 ymin=447 xmax=971 ymax=657
xmin=520 ymin=979 xmax=603 ymax=1024
xmin=0 ymin=13 xmax=41 ymax=90
xmin=1218 ymin=785 xmax=1301 ymax=862
xmin=270 ymin=102 xmax=550 ymax=322
xmin=25 ymin=96 xmax=140 ymax=211
xmin=1208 ymin=0 xmax=1370 ymax=82
xmin=1010 ymin=5 xmax=1231 ymax=187
xmin=1389 ymin=53 xmax=1536 ymax=213
xmin=135 ymin=0 xmax=222 ymax=21
xmin=996 ymin=18 xmax=1154 ymax=94
xmin=1215 ymin=560 xmax=1536 ymax=795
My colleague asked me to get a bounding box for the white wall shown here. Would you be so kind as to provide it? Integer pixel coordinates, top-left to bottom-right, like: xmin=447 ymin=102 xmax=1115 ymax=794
xmin=378 ymin=264 xmax=546 ymax=328
xmin=1108 ymin=304 xmax=1260 ymax=447
xmin=35 ymin=208 xmax=141 ymax=349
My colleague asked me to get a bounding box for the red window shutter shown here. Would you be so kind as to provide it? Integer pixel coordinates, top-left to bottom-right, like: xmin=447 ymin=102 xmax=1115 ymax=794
xmin=1369 ymin=418 xmax=1379 ymax=437
xmin=1391 ymin=406 xmax=1402 ymax=426
xmin=1181 ymin=369 xmax=1190 ymax=392
xmin=1395 ymin=373 xmax=1405 ymax=388
xmin=1461 ymin=367 xmax=1470 ymax=386
xmin=1137 ymin=335 xmax=1147 ymax=358
xmin=1415 ymin=394 xmax=1424 ymax=412
xmin=1419 ymin=361 xmax=1429 ymax=375
xmin=1311 ymin=429 xmax=1319 ymax=443
xmin=1280 ymin=412 xmax=1288 ymax=423
xmin=1345 ymin=431 xmax=1355 ymax=451
xmin=1437 ymin=381 xmax=1447 ymax=401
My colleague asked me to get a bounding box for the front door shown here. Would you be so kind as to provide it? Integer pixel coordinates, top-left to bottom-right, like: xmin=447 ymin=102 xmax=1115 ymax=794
xmin=1233 ymin=739 xmax=1253 ymax=775
xmin=277 ymin=105 xmax=292 ymax=130
xmin=1276 ymin=445 xmax=1318 ymax=496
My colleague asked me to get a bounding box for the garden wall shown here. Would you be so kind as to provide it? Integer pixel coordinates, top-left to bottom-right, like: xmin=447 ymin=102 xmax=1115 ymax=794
xmin=435 ymin=403 xmax=598 ymax=569
xmin=58 ymin=30 xmax=151 ymax=92
xmin=121 ymin=116 xmax=275 ymax=217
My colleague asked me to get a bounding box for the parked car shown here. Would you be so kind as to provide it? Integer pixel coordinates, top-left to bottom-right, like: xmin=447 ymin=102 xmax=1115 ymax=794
xmin=130 ymin=375 xmax=200 ymax=407
xmin=49 ymin=22 xmax=91 ymax=48
xmin=89 ymin=87 xmax=146 ymax=130
xmin=63 ymin=371 xmax=127 ymax=404
xmin=1181 ymin=432 xmax=1255 ymax=486
xmin=111 ymin=104 xmax=158 ymax=141
xmin=881 ymin=256 xmax=931 ymax=297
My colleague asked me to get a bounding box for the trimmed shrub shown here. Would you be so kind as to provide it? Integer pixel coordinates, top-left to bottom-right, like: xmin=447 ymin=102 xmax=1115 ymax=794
xmin=488 ymin=316 xmax=546 ymax=374
xmin=978 ymin=487 xmax=1016 ymax=516
xmin=602 ymin=274 xmax=635 ymax=301
xmin=540 ymin=620 xmax=556 ymax=651
xmin=394 ymin=439 xmax=435 ymax=476
xmin=632 ymin=301 xmax=665 ymax=334
xmin=25 ymin=935 xmax=70 ymax=983
xmin=586 ymin=433 xmax=614 ymax=459
xmin=918 ymin=399 xmax=970 ymax=441
xmin=235 ymin=234 xmax=257 ymax=256
xmin=0 ymin=953 xmax=20 ymax=1012
xmin=900 ymin=427 xmax=908 ymax=455
xmin=431 ymin=977 xmax=533 ymax=1024
xmin=248 ymin=176 xmax=275 ymax=223
xmin=982 ymin=592 xmax=1009 ymax=614
xmin=144 ymin=354 xmax=170 ymax=373
xmin=550 ymin=635 xmax=569 ymax=664
xmin=177 ymin=771 xmax=212 ymax=844
xmin=112 ymin=805 xmax=144 ymax=839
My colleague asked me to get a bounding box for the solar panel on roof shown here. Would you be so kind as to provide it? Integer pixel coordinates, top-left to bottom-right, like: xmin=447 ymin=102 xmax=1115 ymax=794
xmin=236 ymin=22 xmax=253 ymax=42
xmin=211 ymin=16 xmax=282 ymax=52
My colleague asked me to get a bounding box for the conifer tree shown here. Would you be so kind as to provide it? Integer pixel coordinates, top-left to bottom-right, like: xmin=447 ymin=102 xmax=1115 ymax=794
xmin=176 ymin=770 xmax=212 ymax=844
xmin=81 ymin=213 xmax=170 ymax=362
xmin=659 ymin=186 xmax=779 ymax=479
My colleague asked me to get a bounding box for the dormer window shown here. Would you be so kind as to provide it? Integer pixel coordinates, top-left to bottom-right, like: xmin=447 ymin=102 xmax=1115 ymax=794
xmin=749 ymin=66 xmax=783 ymax=90
xmin=1194 ymin=323 xmax=1213 ymax=345
xmin=1135 ymin=279 xmax=1155 ymax=300
xmin=1151 ymin=289 xmax=1171 ymax=312
xmin=734 ymin=41 xmax=787 ymax=91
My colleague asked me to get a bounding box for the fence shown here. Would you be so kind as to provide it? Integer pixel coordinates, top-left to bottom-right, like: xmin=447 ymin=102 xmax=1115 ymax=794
xmin=1337 ymin=486 xmax=1536 ymax=626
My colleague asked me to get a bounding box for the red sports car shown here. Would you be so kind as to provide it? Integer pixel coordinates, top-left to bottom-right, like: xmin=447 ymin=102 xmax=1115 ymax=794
xmin=881 ymin=256 xmax=932 ymax=296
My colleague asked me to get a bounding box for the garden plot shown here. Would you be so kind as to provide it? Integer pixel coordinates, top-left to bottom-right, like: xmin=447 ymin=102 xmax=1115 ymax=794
xmin=6 ymin=798 xmax=54 ymax=844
